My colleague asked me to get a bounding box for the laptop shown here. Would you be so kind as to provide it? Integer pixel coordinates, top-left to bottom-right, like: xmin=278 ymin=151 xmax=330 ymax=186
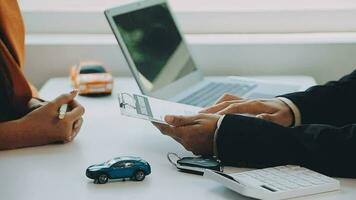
xmin=105 ymin=0 xmax=305 ymax=107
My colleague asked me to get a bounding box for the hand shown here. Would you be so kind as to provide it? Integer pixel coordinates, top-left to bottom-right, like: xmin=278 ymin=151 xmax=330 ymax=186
xmin=214 ymin=93 xmax=243 ymax=104
xmin=27 ymin=97 xmax=83 ymax=134
xmin=20 ymin=90 xmax=85 ymax=145
xmin=154 ymin=114 xmax=220 ymax=156
xmin=200 ymin=93 xmax=294 ymax=127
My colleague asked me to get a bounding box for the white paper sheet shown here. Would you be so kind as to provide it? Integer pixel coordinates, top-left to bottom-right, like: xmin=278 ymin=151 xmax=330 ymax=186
xmin=118 ymin=93 xmax=201 ymax=124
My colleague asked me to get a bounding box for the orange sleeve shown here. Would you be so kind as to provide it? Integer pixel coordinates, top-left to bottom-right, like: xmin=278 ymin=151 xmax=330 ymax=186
xmin=0 ymin=0 xmax=33 ymax=119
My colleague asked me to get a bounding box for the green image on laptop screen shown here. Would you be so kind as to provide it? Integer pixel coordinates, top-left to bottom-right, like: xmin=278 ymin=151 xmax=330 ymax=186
xmin=113 ymin=3 xmax=197 ymax=92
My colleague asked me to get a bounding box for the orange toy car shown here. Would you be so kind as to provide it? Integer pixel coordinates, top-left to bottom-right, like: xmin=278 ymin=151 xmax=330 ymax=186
xmin=70 ymin=62 xmax=113 ymax=95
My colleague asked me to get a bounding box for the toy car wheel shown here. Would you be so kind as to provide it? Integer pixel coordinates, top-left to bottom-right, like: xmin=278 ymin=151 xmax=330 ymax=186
xmin=97 ymin=174 xmax=109 ymax=184
xmin=134 ymin=170 xmax=145 ymax=181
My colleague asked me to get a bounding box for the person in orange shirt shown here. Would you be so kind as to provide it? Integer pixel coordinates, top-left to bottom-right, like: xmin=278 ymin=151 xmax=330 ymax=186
xmin=0 ymin=0 xmax=85 ymax=150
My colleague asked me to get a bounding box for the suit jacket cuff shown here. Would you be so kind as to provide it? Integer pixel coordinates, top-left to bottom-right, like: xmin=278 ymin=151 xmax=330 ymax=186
xmin=216 ymin=114 xmax=307 ymax=167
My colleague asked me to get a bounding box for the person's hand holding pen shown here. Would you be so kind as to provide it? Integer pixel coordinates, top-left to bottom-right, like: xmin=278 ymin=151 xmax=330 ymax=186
xmin=15 ymin=90 xmax=85 ymax=147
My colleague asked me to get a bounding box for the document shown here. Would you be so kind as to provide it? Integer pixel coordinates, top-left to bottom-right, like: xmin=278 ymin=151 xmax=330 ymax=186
xmin=118 ymin=93 xmax=201 ymax=124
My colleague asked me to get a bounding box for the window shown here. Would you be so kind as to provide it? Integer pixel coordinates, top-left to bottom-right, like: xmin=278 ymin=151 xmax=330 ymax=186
xmin=112 ymin=161 xmax=134 ymax=168
xmin=112 ymin=162 xmax=125 ymax=168
xmin=124 ymin=162 xmax=134 ymax=168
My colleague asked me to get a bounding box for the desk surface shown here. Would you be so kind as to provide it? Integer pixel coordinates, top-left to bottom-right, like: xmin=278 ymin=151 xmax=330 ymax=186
xmin=1 ymin=76 xmax=355 ymax=200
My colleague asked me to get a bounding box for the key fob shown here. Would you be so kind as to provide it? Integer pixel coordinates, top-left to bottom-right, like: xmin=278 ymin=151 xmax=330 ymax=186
xmin=176 ymin=157 xmax=223 ymax=175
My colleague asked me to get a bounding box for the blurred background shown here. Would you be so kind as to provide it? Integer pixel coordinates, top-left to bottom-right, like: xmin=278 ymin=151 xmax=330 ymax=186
xmin=19 ymin=0 xmax=356 ymax=88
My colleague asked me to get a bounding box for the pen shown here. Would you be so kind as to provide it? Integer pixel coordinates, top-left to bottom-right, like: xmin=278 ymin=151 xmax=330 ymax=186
xmin=58 ymin=104 xmax=68 ymax=120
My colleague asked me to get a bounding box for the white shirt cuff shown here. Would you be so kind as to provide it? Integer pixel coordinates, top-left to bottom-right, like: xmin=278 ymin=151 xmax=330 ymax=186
xmin=277 ymin=97 xmax=302 ymax=126
xmin=213 ymin=115 xmax=225 ymax=158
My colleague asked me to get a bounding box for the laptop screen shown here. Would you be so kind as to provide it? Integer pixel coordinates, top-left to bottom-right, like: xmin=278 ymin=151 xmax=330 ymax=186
xmin=112 ymin=3 xmax=197 ymax=92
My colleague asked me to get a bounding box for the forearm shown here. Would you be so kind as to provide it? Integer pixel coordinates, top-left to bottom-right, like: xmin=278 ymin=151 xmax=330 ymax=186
xmin=217 ymin=114 xmax=356 ymax=178
xmin=217 ymin=115 xmax=306 ymax=168
xmin=0 ymin=118 xmax=47 ymax=150
xmin=279 ymin=70 xmax=356 ymax=125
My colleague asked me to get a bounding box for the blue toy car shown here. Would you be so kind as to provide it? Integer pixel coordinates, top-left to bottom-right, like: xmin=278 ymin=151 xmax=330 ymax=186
xmin=86 ymin=156 xmax=151 ymax=184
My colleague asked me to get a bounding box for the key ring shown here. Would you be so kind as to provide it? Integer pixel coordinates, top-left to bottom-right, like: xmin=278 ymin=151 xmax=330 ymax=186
xmin=167 ymin=152 xmax=181 ymax=167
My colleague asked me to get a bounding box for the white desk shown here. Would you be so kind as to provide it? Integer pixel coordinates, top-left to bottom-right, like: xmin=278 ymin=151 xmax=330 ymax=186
xmin=1 ymin=77 xmax=355 ymax=200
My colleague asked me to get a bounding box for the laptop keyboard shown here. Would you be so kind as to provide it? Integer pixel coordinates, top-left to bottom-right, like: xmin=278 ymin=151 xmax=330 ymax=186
xmin=178 ymin=82 xmax=256 ymax=107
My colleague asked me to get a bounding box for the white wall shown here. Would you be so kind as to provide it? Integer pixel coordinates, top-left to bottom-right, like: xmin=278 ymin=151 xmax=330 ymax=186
xmin=25 ymin=34 xmax=356 ymax=87
xmin=20 ymin=0 xmax=356 ymax=88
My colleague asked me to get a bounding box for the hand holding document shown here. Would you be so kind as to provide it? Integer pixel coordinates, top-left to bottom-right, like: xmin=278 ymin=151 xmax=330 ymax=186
xmin=118 ymin=93 xmax=201 ymax=124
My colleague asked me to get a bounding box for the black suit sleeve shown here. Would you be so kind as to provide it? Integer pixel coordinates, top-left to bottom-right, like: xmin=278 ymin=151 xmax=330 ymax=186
xmin=279 ymin=69 xmax=356 ymax=126
xmin=216 ymin=114 xmax=356 ymax=178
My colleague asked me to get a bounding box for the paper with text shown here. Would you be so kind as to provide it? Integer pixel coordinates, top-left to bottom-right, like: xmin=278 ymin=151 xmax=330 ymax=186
xmin=118 ymin=93 xmax=201 ymax=124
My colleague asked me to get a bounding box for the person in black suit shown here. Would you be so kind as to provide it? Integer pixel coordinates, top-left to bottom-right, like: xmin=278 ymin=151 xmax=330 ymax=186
xmin=154 ymin=70 xmax=356 ymax=178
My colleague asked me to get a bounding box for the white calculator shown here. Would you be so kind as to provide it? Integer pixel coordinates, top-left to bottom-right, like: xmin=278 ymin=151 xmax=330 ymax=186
xmin=204 ymin=165 xmax=340 ymax=200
